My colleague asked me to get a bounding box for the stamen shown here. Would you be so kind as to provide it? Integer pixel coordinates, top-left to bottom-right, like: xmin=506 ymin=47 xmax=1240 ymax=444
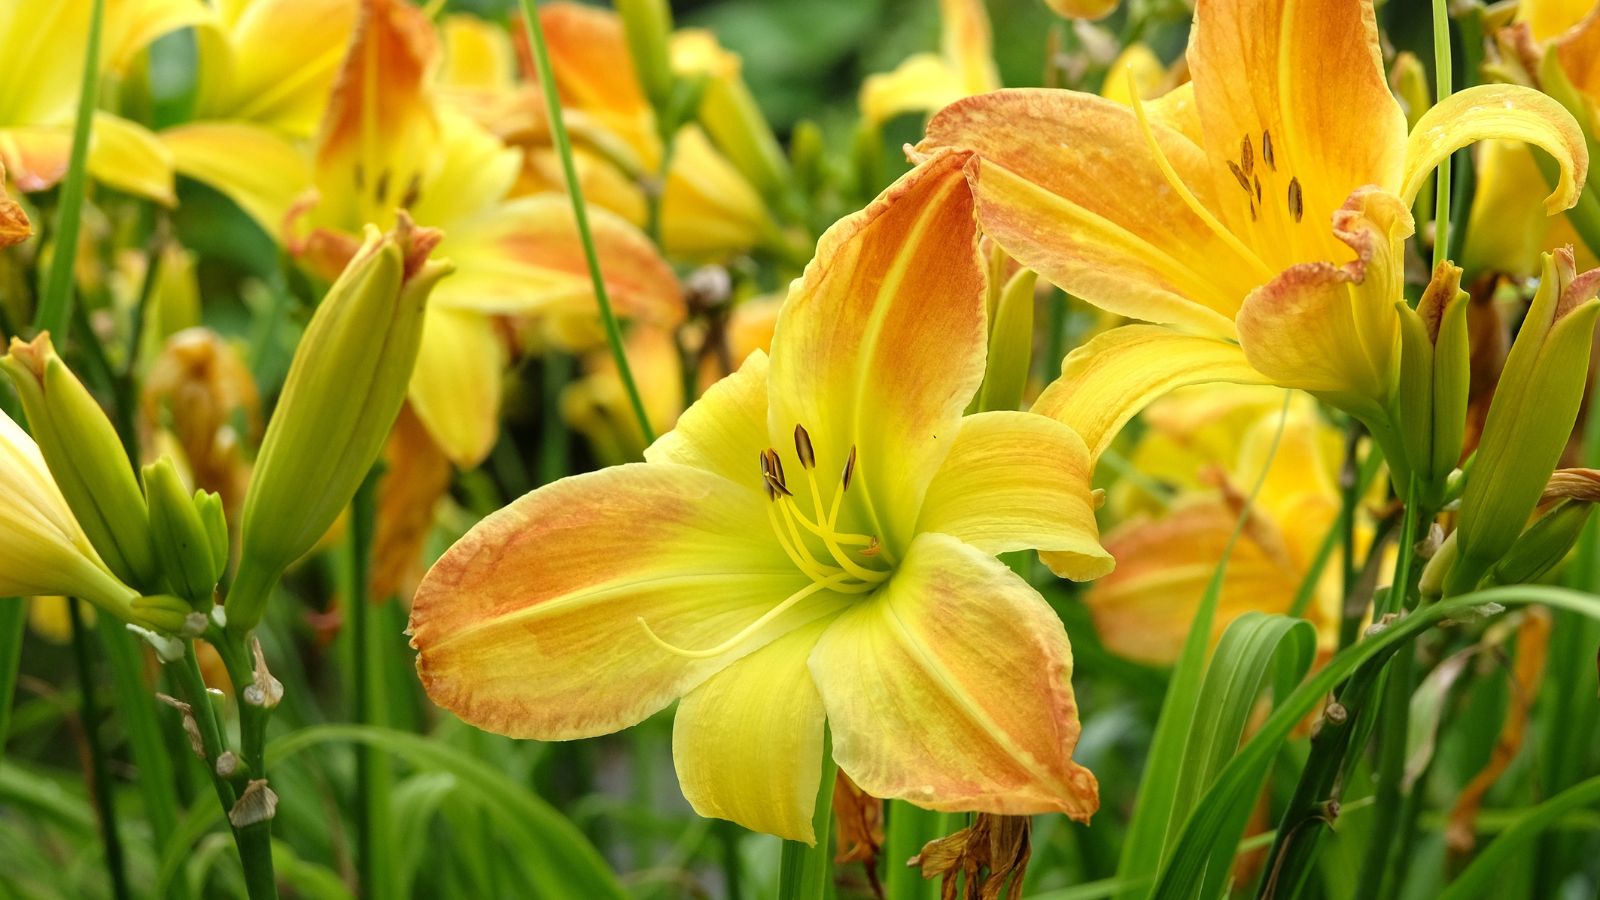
xmin=400 ymin=174 xmax=422 ymax=210
xmin=1240 ymin=134 xmax=1253 ymax=178
xmin=861 ymin=536 xmax=882 ymax=557
xmin=1288 ymin=177 xmax=1304 ymax=223
xmin=841 ymin=446 xmax=857 ymax=493
xmin=1253 ymin=174 xmax=1262 ymax=205
xmin=794 ymin=424 xmax=816 ymax=469
xmin=759 ymin=449 xmax=792 ymax=497
xmin=766 ymin=502 xmax=840 ymax=584
xmin=1262 ymin=129 xmax=1276 ymax=171
xmin=638 ymin=578 xmax=847 ymax=660
xmin=779 ymin=496 xmax=886 ymax=584
xmin=1227 ymin=160 xmax=1251 ymax=195
xmin=375 ymin=169 xmax=392 ymax=203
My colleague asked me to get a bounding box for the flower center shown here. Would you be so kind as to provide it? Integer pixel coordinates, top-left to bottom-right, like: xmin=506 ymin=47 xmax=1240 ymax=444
xmin=636 ymin=423 xmax=892 ymax=660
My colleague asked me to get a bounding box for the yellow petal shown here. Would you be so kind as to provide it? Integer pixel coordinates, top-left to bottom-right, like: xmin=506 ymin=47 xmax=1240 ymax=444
xmin=565 ymin=327 xmax=686 ymax=465
xmin=1031 ymin=324 xmax=1269 ymax=461
xmin=27 ymin=595 xmax=78 ymax=645
xmin=1401 ymin=84 xmax=1587 ymax=215
xmin=647 ymin=350 xmax=769 ymax=487
xmin=811 ymin=532 xmax=1099 ymax=820
xmin=539 ymin=1 xmax=659 ymax=166
xmin=940 ymin=0 xmax=1000 ymax=95
xmin=766 ymin=150 xmax=985 ymax=558
xmin=410 ymin=462 xmax=844 ymax=739
xmin=660 ymin=125 xmax=771 ymax=259
xmin=407 ymin=308 xmax=503 ymax=469
xmin=438 ymin=13 xmax=515 ymax=91
xmin=1100 ymin=44 xmax=1167 ymax=107
xmin=1460 ymin=141 xmax=1553 ymax=279
xmin=192 ymin=0 xmax=357 ymax=137
xmin=673 ymin=618 xmax=832 ymax=843
xmin=860 ymin=53 xmax=966 ymax=126
xmin=103 ymin=0 xmax=212 ymax=73
xmin=1522 ymin=0 xmax=1597 ymax=42
xmin=1235 ymin=188 xmax=1412 ymax=416
xmin=87 ymin=113 xmax=175 ymax=205
xmin=916 ymin=411 xmax=1112 ymax=580
xmin=409 ymin=111 xmax=522 ymax=233
xmin=0 ymin=128 xmax=70 ymax=193
xmin=920 ymin=90 xmax=1262 ymax=335
xmin=1189 ymin=0 xmax=1405 ymax=266
xmin=1555 ymin=10 xmax=1600 ymax=98
xmin=1085 ymin=501 xmax=1304 ymax=665
xmin=162 ymin=121 xmax=311 ymax=230
xmin=431 ymin=194 xmax=684 ymax=329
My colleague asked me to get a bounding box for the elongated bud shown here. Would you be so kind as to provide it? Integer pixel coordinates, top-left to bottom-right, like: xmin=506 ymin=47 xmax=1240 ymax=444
xmin=979 ymin=267 xmax=1037 ymax=412
xmin=1394 ymin=262 xmax=1469 ymax=507
xmin=615 ymin=0 xmax=675 ymax=113
xmin=671 ymin=30 xmax=790 ymax=201
xmin=143 ymin=457 xmax=226 ymax=607
xmin=1485 ymin=500 xmax=1594 ymax=587
xmin=1449 ymin=248 xmax=1600 ymax=593
xmin=1 ymin=333 xmax=157 ymax=587
xmin=230 ymin=217 xmax=451 ymax=634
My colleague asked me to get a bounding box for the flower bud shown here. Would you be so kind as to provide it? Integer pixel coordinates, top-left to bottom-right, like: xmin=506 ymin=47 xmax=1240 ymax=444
xmin=0 ymin=408 xmax=142 ymax=622
xmin=1394 ymin=262 xmax=1469 ymax=507
xmin=0 ymin=333 xmax=157 ymax=587
xmin=229 ymin=217 xmax=451 ymax=634
xmin=1448 ymin=248 xmax=1600 ymax=594
xmin=128 ymin=594 xmax=196 ymax=635
xmin=614 ymin=0 xmax=675 ymax=113
xmin=1484 ymin=500 xmax=1594 ymax=587
xmin=978 ymin=267 xmax=1036 ymax=412
xmin=671 ymin=30 xmax=789 ymax=202
xmin=143 ymin=457 xmax=226 ymax=607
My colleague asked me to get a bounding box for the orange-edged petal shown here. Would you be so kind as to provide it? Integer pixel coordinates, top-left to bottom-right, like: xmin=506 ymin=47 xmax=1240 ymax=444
xmin=162 ymin=122 xmax=311 ymax=230
xmin=407 ymin=307 xmax=503 ymax=469
xmin=672 ymin=618 xmax=832 ymax=843
xmin=811 ymin=532 xmax=1099 ymax=820
xmin=940 ymin=0 xmax=1000 ymax=95
xmin=1031 ymin=324 xmax=1269 ymax=461
xmin=1555 ymin=8 xmax=1600 ymax=98
xmin=1085 ymin=501 xmax=1303 ymax=665
xmin=430 ymin=194 xmax=685 ymax=329
xmin=1189 ymin=0 xmax=1404 ymax=267
xmin=193 ymin=0 xmax=357 ymax=137
xmin=0 ymin=128 xmax=70 ymax=193
xmin=1235 ymin=188 xmax=1412 ymax=417
xmin=1400 ymin=84 xmax=1587 ymax=216
xmin=1525 ymin=0 xmax=1598 ymax=44
xmin=410 ymin=462 xmax=844 ymax=739
xmin=916 ymin=411 xmax=1112 ymax=580
xmin=647 ymin=350 xmax=769 ymax=488
xmin=920 ymin=90 xmax=1263 ymax=335
xmin=765 ymin=150 xmax=984 ymax=559
xmin=536 ymin=2 xmax=659 ymax=166
xmin=860 ymin=54 xmax=966 ymax=127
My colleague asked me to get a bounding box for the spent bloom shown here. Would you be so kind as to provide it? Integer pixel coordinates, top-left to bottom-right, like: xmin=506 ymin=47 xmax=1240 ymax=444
xmin=409 ymin=152 xmax=1111 ymax=841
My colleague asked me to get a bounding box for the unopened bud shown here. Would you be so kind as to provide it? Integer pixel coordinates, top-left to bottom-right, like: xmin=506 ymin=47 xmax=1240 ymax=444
xmin=144 ymin=457 xmax=227 ymax=607
xmin=1450 ymin=249 xmax=1600 ymax=593
xmin=0 ymin=334 xmax=156 ymax=587
xmin=230 ymin=217 xmax=450 ymax=634
xmin=1394 ymin=262 xmax=1469 ymax=508
xmin=1485 ymin=500 xmax=1594 ymax=587
xmin=978 ymin=268 xmax=1037 ymax=413
xmin=614 ymin=0 xmax=675 ymax=112
xmin=671 ymin=29 xmax=789 ymax=200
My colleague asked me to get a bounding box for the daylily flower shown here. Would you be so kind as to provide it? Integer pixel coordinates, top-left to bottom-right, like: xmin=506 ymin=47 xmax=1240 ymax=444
xmin=288 ymin=0 xmax=682 ymax=468
xmin=0 ymin=0 xmax=210 ymax=204
xmin=859 ymin=0 xmax=1000 ymax=126
xmin=409 ymin=152 xmax=1111 ymax=841
xmin=1087 ymin=387 xmax=1355 ymax=664
xmin=917 ymin=0 xmax=1587 ymax=471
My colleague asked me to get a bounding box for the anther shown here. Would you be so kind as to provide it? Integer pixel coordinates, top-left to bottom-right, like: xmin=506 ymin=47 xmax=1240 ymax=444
xmin=400 ymin=173 xmax=422 ymax=210
xmin=1227 ymin=160 xmax=1251 ymax=195
xmin=1253 ymin=174 xmax=1262 ymax=205
xmin=1262 ymin=129 xmax=1276 ymax=170
xmin=794 ymin=424 xmax=816 ymax=470
xmin=1240 ymin=134 xmax=1253 ymax=178
xmin=758 ymin=449 xmax=791 ymax=498
xmin=374 ymin=169 xmax=391 ymax=203
xmin=860 ymin=536 xmax=881 ymax=557
xmin=353 ymin=163 xmax=366 ymax=190
xmin=1287 ymin=176 xmax=1304 ymax=223
xmin=841 ymin=446 xmax=857 ymax=492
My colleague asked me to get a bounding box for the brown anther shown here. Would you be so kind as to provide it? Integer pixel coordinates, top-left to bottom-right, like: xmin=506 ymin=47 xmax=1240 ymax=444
xmin=759 ymin=448 xmax=792 ymax=497
xmin=1253 ymin=174 xmax=1262 ymax=205
xmin=841 ymin=446 xmax=857 ymax=492
xmin=1249 ymin=198 xmax=1258 ymax=221
xmin=1227 ymin=160 xmax=1251 ymax=195
xmin=1240 ymin=134 xmax=1253 ymax=177
xmin=860 ymin=536 xmax=881 ymax=557
xmin=399 ymin=173 xmax=422 ymax=210
xmin=794 ymin=424 xmax=816 ymax=470
xmin=1288 ymin=176 xmax=1304 ymax=223
xmin=1262 ymin=129 xmax=1276 ymax=170
xmin=374 ymin=169 xmax=392 ymax=203
xmin=353 ymin=162 xmax=366 ymax=190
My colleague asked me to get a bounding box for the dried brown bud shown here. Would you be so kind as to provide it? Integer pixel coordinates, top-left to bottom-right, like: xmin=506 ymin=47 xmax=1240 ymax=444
xmin=910 ymin=814 xmax=1031 ymax=900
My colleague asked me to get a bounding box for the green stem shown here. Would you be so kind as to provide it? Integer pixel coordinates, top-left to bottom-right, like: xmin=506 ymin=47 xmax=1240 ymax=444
xmin=69 ymin=598 xmax=131 ymax=900
xmin=517 ymin=0 xmax=655 ymax=445
xmin=885 ymin=801 xmax=939 ymax=900
xmin=348 ymin=469 xmax=394 ymax=899
xmin=539 ymin=351 xmax=571 ymax=485
xmin=1430 ymin=0 xmax=1452 ymax=269
xmin=0 ymin=601 xmax=24 ymax=759
xmin=778 ymin=733 xmax=837 ymax=900
xmin=170 ymin=643 xmax=237 ymax=815
xmin=35 ymin=0 xmax=104 ymax=339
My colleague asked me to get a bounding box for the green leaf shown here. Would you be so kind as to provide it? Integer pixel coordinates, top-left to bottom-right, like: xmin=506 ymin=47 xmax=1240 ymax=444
xmin=1438 ymin=774 xmax=1600 ymax=900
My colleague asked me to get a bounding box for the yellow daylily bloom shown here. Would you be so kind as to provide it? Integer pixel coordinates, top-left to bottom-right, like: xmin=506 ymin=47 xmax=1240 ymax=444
xmin=918 ymin=0 xmax=1587 ymax=458
xmin=859 ymin=0 xmax=1000 ymax=126
xmin=289 ymin=0 xmax=683 ymax=468
xmin=1087 ymin=388 xmax=1352 ymax=664
xmin=409 ymin=152 xmax=1111 ymax=841
xmin=0 ymin=0 xmax=210 ymax=204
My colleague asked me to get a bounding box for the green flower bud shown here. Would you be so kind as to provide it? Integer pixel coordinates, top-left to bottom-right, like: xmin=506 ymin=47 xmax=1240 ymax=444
xmin=671 ymin=29 xmax=790 ymax=202
xmin=0 ymin=333 xmax=157 ymax=588
xmin=143 ymin=457 xmax=226 ymax=607
xmin=1449 ymin=249 xmax=1600 ymax=594
xmin=229 ymin=217 xmax=451 ymax=634
xmin=1484 ymin=500 xmax=1594 ymax=588
xmin=978 ymin=267 xmax=1037 ymax=413
xmin=1394 ymin=262 xmax=1469 ymax=508
xmin=614 ymin=0 xmax=675 ymax=112
xmin=128 ymin=594 xmax=196 ymax=635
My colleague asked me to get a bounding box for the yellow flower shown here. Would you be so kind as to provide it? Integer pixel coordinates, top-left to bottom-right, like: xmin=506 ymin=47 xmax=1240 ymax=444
xmin=0 ymin=0 xmax=210 ymax=205
xmin=859 ymin=0 xmax=1000 ymax=126
xmin=0 ymin=407 xmax=143 ymax=622
xmin=409 ymin=153 xmax=1111 ymax=841
xmin=1086 ymin=388 xmax=1352 ymax=664
xmin=287 ymin=0 xmax=683 ymax=468
xmin=917 ymin=0 xmax=1586 ymax=461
